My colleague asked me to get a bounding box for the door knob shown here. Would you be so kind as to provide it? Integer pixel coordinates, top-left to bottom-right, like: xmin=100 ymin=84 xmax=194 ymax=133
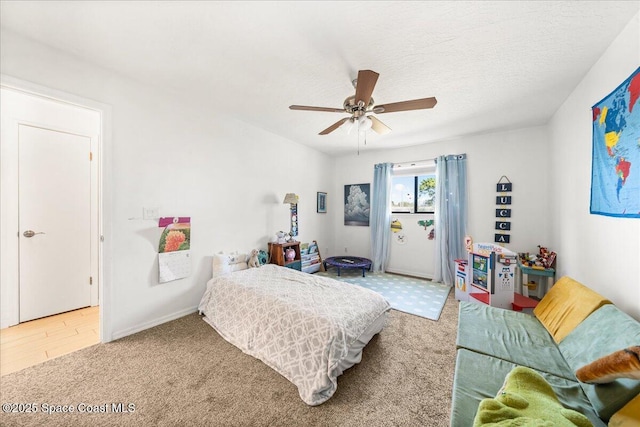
xmin=23 ymin=230 xmax=45 ymax=238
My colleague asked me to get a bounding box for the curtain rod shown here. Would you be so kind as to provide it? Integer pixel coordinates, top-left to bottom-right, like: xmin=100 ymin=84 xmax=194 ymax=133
xmin=392 ymin=158 xmax=435 ymax=168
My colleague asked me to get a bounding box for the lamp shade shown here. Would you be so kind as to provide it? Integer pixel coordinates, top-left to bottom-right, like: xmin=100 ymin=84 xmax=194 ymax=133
xmin=283 ymin=193 xmax=299 ymax=204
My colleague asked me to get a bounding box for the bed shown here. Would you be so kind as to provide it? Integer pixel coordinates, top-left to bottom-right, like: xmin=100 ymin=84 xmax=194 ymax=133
xmin=198 ymin=263 xmax=391 ymax=406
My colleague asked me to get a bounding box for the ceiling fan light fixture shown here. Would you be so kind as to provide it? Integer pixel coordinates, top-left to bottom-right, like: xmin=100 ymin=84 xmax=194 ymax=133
xmin=358 ymin=115 xmax=372 ymax=132
xmin=341 ymin=118 xmax=355 ymax=134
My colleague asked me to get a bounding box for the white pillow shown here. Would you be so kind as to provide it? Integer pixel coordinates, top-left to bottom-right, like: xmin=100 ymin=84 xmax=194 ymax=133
xmin=212 ymin=251 xmax=248 ymax=276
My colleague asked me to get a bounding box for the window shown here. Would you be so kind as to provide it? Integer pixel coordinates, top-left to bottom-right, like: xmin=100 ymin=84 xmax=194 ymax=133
xmin=391 ymin=162 xmax=436 ymax=213
xmin=417 ymin=174 xmax=436 ymax=212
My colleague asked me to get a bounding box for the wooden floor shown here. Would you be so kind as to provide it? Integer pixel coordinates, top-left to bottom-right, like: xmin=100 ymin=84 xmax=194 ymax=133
xmin=0 ymin=306 xmax=99 ymax=376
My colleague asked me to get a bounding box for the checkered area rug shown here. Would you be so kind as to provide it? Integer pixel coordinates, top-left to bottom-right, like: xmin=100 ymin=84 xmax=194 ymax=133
xmin=315 ymin=270 xmax=451 ymax=321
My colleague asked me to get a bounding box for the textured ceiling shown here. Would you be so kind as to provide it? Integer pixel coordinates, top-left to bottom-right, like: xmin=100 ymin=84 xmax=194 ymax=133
xmin=1 ymin=1 xmax=638 ymax=155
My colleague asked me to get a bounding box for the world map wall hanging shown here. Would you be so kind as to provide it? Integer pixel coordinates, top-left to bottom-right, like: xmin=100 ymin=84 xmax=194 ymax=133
xmin=590 ymin=67 xmax=640 ymax=218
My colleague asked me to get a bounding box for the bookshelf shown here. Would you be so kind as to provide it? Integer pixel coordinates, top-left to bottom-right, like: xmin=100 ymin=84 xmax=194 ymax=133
xmin=268 ymin=241 xmax=301 ymax=271
xmin=300 ymin=240 xmax=324 ymax=274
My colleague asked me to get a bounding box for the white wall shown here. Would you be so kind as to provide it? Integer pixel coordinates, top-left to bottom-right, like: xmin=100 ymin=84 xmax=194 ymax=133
xmin=548 ymin=13 xmax=640 ymax=320
xmin=1 ymin=30 xmax=335 ymax=339
xmin=331 ymin=126 xmax=551 ymax=278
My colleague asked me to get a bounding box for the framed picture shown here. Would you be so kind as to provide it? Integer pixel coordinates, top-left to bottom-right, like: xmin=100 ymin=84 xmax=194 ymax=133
xmin=344 ymin=183 xmax=370 ymax=226
xmin=317 ymin=192 xmax=327 ymax=213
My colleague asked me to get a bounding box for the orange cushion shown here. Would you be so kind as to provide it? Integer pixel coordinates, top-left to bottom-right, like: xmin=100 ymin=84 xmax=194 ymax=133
xmin=533 ymin=276 xmax=611 ymax=343
xmin=608 ymin=393 xmax=640 ymax=427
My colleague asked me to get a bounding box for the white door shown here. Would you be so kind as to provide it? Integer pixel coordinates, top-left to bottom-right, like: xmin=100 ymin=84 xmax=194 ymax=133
xmin=18 ymin=124 xmax=92 ymax=322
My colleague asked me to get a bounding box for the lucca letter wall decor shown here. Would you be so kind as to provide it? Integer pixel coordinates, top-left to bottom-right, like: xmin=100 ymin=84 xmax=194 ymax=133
xmin=495 ymin=176 xmax=512 ymax=244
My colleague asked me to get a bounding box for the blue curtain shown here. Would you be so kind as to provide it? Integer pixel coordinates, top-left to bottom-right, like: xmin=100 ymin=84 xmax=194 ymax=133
xmin=433 ymin=154 xmax=468 ymax=286
xmin=370 ymin=163 xmax=393 ymax=272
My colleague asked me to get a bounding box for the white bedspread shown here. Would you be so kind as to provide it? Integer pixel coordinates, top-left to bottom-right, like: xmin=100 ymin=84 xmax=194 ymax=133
xmin=197 ymin=264 xmax=390 ymax=405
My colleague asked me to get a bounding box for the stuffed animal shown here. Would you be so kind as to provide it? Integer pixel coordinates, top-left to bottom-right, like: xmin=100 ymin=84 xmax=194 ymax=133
xmin=248 ymin=249 xmax=260 ymax=268
xmin=257 ymin=250 xmax=268 ymax=265
xmin=276 ymin=231 xmax=288 ymax=243
xmin=473 ymin=366 xmax=592 ymax=426
xmin=576 ymin=346 xmax=640 ymax=383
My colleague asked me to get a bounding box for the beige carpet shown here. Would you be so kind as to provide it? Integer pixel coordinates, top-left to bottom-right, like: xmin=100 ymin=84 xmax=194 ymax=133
xmin=0 ymin=293 xmax=459 ymax=427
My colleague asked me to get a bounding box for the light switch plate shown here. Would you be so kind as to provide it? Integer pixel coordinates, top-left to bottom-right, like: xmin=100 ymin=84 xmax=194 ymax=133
xmin=143 ymin=207 xmax=159 ymax=220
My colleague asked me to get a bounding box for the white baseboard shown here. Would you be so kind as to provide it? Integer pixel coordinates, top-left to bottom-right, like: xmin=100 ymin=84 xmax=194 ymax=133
xmin=0 ymin=314 xmax=14 ymax=330
xmin=111 ymin=306 xmax=198 ymax=341
xmin=385 ymin=268 xmax=433 ymax=280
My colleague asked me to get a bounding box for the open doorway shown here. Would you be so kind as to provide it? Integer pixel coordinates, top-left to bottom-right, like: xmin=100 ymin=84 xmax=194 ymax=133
xmin=0 ymin=79 xmax=109 ymax=374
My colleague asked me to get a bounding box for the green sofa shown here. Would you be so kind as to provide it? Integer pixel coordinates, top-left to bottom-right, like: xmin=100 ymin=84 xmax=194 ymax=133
xmin=450 ymin=276 xmax=640 ymax=426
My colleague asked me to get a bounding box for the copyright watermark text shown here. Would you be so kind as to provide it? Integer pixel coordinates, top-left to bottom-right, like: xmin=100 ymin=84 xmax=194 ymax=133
xmin=2 ymin=402 xmax=136 ymax=414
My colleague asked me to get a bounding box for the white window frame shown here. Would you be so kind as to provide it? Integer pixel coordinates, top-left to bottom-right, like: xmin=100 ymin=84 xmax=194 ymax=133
xmin=391 ymin=160 xmax=436 ymax=214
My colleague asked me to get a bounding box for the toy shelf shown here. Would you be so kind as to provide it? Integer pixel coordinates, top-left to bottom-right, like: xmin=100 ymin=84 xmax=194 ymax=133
xmin=300 ymin=240 xmax=324 ymax=274
xmin=517 ymin=260 xmax=555 ymax=298
xmin=268 ymin=241 xmax=301 ymax=271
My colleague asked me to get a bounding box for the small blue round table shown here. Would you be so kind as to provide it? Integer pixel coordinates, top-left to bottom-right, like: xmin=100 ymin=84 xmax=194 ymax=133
xmin=323 ymin=256 xmax=372 ymax=277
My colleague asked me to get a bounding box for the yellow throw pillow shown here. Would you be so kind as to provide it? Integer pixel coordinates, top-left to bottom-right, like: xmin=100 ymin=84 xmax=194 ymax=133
xmin=575 ymin=346 xmax=640 ymax=384
xmin=609 ymin=393 xmax=640 ymax=427
xmin=533 ymin=276 xmax=611 ymax=343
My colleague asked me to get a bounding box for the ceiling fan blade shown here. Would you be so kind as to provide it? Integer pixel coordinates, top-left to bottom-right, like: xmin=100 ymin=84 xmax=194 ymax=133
xmin=374 ymin=97 xmax=437 ymax=114
xmin=290 ymin=105 xmax=345 ymax=113
xmin=319 ymin=118 xmax=349 ymax=135
xmin=354 ymin=70 xmax=379 ymax=106
xmin=369 ymin=116 xmax=391 ymax=135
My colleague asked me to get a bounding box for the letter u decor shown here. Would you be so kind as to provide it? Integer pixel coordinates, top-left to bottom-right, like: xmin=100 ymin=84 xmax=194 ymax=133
xmin=495 ymin=176 xmax=512 ymax=244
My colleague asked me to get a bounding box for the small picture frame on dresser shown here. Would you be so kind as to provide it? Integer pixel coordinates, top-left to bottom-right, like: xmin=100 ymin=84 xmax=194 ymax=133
xmin=317 ymin=192 xmax=327 ymax=213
